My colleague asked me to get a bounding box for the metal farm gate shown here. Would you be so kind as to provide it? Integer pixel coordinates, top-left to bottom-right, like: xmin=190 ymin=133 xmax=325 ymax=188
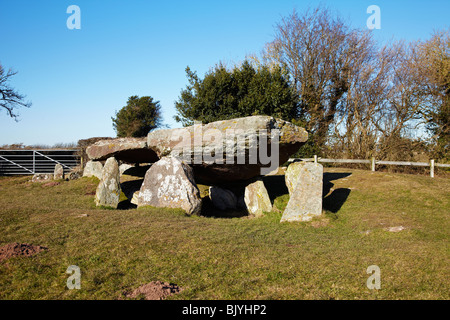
xmin=0 ymin=150 xmax=80 ymax=175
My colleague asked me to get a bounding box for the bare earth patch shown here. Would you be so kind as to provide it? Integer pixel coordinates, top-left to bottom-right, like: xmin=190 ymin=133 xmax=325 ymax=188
xmin=310 ymin=218 xmax=330 ymax=228
xmin=123 ymin=281 xmax=183 ymax=300
xmin=0 ymin=243 xmax=48 ymax=262
xmin=42 ymin=181 xmax=60 ymax=187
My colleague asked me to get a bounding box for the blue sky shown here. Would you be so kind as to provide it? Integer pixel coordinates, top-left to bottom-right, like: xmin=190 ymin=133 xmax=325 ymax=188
xmin=0 ymin=0 xmax=449 ymax=145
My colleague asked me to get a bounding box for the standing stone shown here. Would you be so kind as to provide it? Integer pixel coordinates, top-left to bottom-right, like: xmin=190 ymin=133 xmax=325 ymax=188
xmin=209 ymin=186 xmax=237 ymax=211
xmin=244 ymin=180 xmax=272 ymax=217
xmin=281 ymin=162 xmax=323 ymax=222
xmin=130 ymin=191 xmax=140 ymax=206
xmin=285 ymin=161 xmax=306 ymax=195
xmin=95 ymin=157 xmax=121 ymax=208
xmin=137 ymin=157 xmax=202 ymax=215
xmin=54 ymin=163 xmax=64 ymax=180
xmin=83 ymin=160 xmax=103 ymax=179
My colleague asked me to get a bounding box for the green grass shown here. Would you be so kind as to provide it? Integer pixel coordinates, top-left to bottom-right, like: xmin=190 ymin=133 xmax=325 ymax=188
xmin=0 ymin=168 xmax=449 ymax=300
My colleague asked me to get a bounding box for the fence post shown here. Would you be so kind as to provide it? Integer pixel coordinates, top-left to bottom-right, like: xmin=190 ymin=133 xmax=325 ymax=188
xmin=430 ymin=159 xmax=435 ymax=178
xmin=314 ymin=155 xmax=318 ymax=164
xmin=33 ymin=151 xmax=35 ymax=174
xmin=371 ymin=157 xmax=376 ymax=172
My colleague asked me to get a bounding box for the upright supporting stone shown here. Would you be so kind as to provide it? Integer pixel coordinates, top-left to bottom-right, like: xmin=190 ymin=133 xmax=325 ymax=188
xmin=244 ymin=180 xmax=272 ymax=217
xmin=83 ymin=160 xmax=103 ymax=179
xmin=137 ymin=157 xmax=202 ymax=215
xmin=285 ymin=161 xmax=305 ymax=195
xmin=54 ymin=163 xmax=64 ymax=180
xmin=281 ymin=162 xmax=323 ymax=222
xmin=95 ymin=157 xmax=121 ymax=208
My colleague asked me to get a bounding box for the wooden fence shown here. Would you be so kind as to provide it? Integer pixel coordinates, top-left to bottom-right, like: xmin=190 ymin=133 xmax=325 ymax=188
xmin=288 ymin=156 xmax=450 ymax=178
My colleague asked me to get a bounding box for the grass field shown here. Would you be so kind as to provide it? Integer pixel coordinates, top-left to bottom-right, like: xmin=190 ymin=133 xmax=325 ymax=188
xmin=0 ymin=168 xmax=449 ymax=300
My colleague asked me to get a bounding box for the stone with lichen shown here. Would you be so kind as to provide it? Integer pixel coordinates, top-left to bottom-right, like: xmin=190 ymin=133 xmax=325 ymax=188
xmin=281 ymin=162 xmax=323 ymax=222
xmin=95 ymin=157 xmax=121 ymax=208
xmin=244 ymin=180 xmax=272 ymax=217
xmin=53 ymin=163 xmax=64 ymax=180
xmin=137 ymin=157 xmax=202 ymax=215
xmin=83 ymin=160 xmax=103 ymax=179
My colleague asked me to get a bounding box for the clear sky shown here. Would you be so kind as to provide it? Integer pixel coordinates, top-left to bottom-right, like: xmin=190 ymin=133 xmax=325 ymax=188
xmin=0 ymin=0 xmax=449 ymax=145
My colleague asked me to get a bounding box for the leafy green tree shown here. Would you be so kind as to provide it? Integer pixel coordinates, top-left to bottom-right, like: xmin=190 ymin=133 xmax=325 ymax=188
xmin=174 ymin=60 xmax=300 ymax=126
xmin=112 ymin=95 xmax=163 ymax=137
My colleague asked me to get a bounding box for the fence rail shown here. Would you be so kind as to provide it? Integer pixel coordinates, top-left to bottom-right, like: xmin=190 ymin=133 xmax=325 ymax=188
xmin=0 ymin=150 xmax=80 ymax=175
xmin=288 ymin=156 xmax=450 ymax=178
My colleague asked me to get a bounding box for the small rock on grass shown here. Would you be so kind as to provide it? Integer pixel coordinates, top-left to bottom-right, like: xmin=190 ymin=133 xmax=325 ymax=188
xmin=386 ymin=226 xmax=406 ymax=232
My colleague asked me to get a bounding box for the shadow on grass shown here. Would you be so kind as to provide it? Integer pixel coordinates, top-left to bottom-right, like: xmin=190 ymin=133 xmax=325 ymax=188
xmin=117 ymin=200 xmax=137 ymax=210
xmin=323 ymin=188 xmax=350 ymax=213
xmin=322 ymin=173 xmax=351 ymax=214
xmin=323 ymin=172 xmax=352 ymax=182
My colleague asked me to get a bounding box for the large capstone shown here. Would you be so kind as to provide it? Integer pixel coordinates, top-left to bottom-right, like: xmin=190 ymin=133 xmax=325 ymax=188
xmin=83 ymin=160 xmax=103 ymax=179
xmin=281 ymin=162 xmax=323 ymax=222
xmin=86 ymin=137 xmax=159 ymax=163
xmin=137 ymin=157 xmax=202 ymax=215
xmin=147 ymin=116 xmax=308 ymax=184
xmin=95 ymin=157 xmax=121 ymax=208
xmin=84 ymin=116 xmax=308 ymax=184
xmin=244 ymin=180 xmax=272 ymax=217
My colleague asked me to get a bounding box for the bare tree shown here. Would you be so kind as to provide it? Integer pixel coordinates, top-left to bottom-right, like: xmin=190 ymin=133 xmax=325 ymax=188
xmin=331 ymin=41 xmax=428 ymax=161
xmin=411 ymin=29 xmax=450 ymax=159
xmin=0 ymin=63 xmax=31 ymax=120
xmin=262 ymin=7 xmax=444 ymax=162
xmin=331 ymin=38 xmax=396 ymax=159
xmin=262 ymin=7 xmax=368 ymax=149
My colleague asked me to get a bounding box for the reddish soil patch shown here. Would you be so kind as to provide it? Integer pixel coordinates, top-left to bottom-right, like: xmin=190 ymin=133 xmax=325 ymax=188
xmin=0 ymin=243 xmax=48 ymax=262
xmin=85 ymin=184 xmax=97 ymax=195
xmin=123 ymin=281 xmax=183 ymax=300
